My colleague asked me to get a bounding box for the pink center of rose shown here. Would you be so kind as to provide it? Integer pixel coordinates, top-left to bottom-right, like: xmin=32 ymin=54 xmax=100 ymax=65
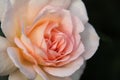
xmin=14 ymin=7 xmax=84 ymax=67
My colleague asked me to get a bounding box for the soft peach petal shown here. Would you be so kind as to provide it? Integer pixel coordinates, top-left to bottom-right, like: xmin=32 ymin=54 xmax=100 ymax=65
xmin=69 ymin=0 xmax=88 ymax=24
xmin=34 ymin=66 xmax=49 ymax=80
xmin=9 ymin=70 xmax=27 ymax=80
xmin=56 ymin=34 xmax=83 ymax=66
xmin=34 ymin=66 xmax=72 ymax=80
xmin=28 ymin=0 xmax=49 ymax=23
xmin=34 ymin=46 xmax=47 ymax=59
xmin=43 ymin=57 xmax=84 ymax=77
xmin=31 ymin=5 xmax=54 ymax=25
xmin=81 ymin=23 xmax=100 ymax=59
xmin=62 ymin=40 xmax=73 ymax=55
xmin=50 ymin=0 xmax=71 ymax=9
xmin=60 ymin=10 xmax=73 ymax=35
xmin=72 ymin=16 xmax=84 ymax=33
xmin=14 ymin=37 xmax=37 ymax=64
xmin=28 ymin=22 xmax=48 ymax=50
xmin=7 ymin=47 xmax=36 ymax=79
xmin=69 ymin=42 xmax=84 ymax=61
xmin=15 ymin=36 xmax=46 ymax=65
xmin=55 ymin=42 xmax=84 ymax=67
xmin=1 ymin=0 xmax=41 ymax=42
xmin=71 ymin=63 xmax=86 ymax=80
xmin=45 ymin=23 xmax=58 ymax=38
xmin=0 ymin=36 xmax=17 ymax=76
xmin=21 ymin=34 xmax=34 ymax=53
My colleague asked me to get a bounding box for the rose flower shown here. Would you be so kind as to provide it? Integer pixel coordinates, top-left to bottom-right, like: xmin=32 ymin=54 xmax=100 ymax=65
xmin=0 ymin=0 xmax=99 ymax=80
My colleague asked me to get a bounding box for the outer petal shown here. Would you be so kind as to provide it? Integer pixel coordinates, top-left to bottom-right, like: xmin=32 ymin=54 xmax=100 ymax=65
xmin=1 ymin=0 xmax=23 ymax=42
xmin=35 ymin=74 xmax=72 ymax=80
xmin=7 ymin=47 xmax=36 ymax=80
xmin=43 ymin=57 xmax=84 ymax=77
xmin=34 ymin=66 xmax=49 ymax=80
xmin=69 ymin=0 xmax=88 ymax=24
xmin=81 ymin=23 xmax=100 ymax=59
xmin=1 ymin=0 xmax=41 ymax=42
xmin=72 ymin=16 xmax=84 ymax=33
xmin=0 ymin=0 xmax=7 ymax=21
xmin=10 ymin=0 xmax=15 ymax=5
xmin=9 ymin=70 xmax=27 ymax=80
xmin=1 ymin=0 xmax=48 ymax=42
xmin=71 ymin=63 xmax=86 ymax=80
xmin=68 ymin=42 xmax=84 ymax=62
xmin=50 ymin=0 xmax=71 ymax=8
xmin=48 ymin=75 xmax=72 ymax=80
xmin=0 ymin=36 xmax=17 ymax=75
xmin=34 ymin=70 xmax=72 ymax=80
xmin=28 ymin=0 xmax=71 ymax=23
xmin=0 ymin=0 xmax=14 ymax=21
xmin=28 ymin=0 xmax=49 ymax=23
xmin=34 ymin=74 xmax=44 ymax=80
xmin=60 ymin=9 xmax=73 ymax=35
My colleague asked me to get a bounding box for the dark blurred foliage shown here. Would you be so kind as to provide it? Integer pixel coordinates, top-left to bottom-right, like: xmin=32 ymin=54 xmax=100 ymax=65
xmin=81 ymin=0 xmax=120 ymax=80
xmin=0 ymin=0 xmax=120 ymax=80
xmin=0 ymin=76 xmax=7 ymax=80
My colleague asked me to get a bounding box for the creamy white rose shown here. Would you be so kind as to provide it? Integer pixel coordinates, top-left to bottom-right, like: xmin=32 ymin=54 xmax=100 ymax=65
xmin=0 ymin=0 xmax=99 ymax=80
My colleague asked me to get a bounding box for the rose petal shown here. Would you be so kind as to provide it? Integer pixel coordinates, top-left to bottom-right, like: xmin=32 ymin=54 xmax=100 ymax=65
xmin=28 ymin=0 xmax=49 ymax=23
xmin=32 ymin=5 xmax=73 ymax=35
xmin=21 ymin=34 xmax=34 ymax=53
xmin=0 ymin=0 xmax=14 ymax=20
xmin=43 ymin=57 xmax=84 ymax=77
xmin=14 ymin=37 xmax=37 ymax=64
xmin=28 ymin=22 xmax=48 ymax=50
xmin=10 ymin=0 xmax=15 ymax=5
xmin=9 ymin=70 xmax=28 ymax=80
xmin=69 ymin=0 xmax=88 ymax=24
xmin=50 ymin=0 xmax=71 ymax=9
xmin=45 ymin=23 xmax=58 ymax=38
xmin=56 ymin=42 xmax=84 ymax=67
xmin=34 ymin=66 xmax=72 ymax=80
xmin=34 ymin=66 xmax=49 ymax=80
xmin=69 ymin=42 xmax=84 ymax=61
xmin=57 ymin=34 xmax=83 ymax=67
xmin=15 ymin=35 xmax=46 ymax=65
xmin=48 ymin=74 xmax=72 ymax=80
xmin=34 ymin=46 xmax=47 ymax=59
xmin=0 ymin=0 xmax=7 ymax=21
xmin=7 ymin=47 xmax=36 ymax=79
xmin=60 ymin=10 xmax=73 ymax=35
xmin=0 ymin=36 xmax=17 ymax=75
xmin=72 ymin=16 xmax=84 ymax=33
xmin=34 ymin=74 xmax=44 ymax=80
xmin=35 ymin=74 xmax=72 ymax=80
xmin=71 ymin=63 xmax=86 ymax=80
xmin=1 ymin=0 xmax=26 ymax=42
xmin=2 ymin=0 xmax=42 ymax=42
xmin=81 ymin=23 xmax=100 ymax=59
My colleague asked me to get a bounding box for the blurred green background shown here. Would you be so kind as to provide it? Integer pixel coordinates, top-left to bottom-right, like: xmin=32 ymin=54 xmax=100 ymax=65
xmin=0 ymin=0 xmax=120 ymax=80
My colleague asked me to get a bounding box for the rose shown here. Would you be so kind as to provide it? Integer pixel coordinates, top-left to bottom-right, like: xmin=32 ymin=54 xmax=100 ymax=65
xmin=0 ymin=0 xmax=99 ymax=80
xmin=0 ymin=0 xmax=100 ymax=80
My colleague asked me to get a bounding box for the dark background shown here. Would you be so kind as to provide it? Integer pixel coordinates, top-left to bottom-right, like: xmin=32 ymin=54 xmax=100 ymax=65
xmin=81 ymin=0 xmax=120 ymax=80
xmin=0 ymin=0 xmax=120 ymax=80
